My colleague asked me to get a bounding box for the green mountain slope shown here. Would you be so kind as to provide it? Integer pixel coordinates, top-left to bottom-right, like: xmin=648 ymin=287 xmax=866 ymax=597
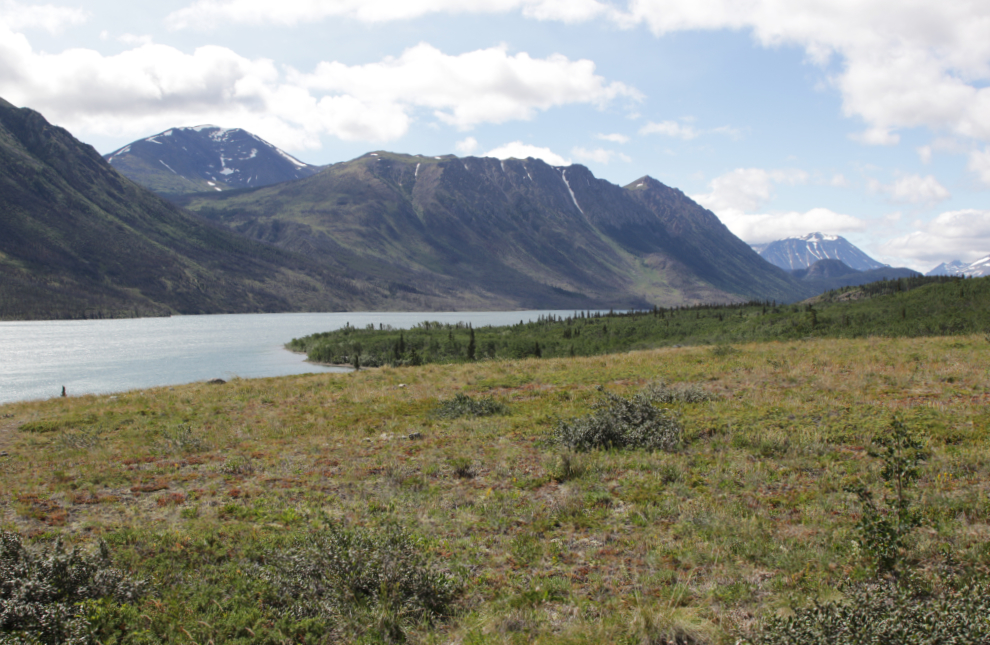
xmin=0 ymin=99 xmax=437 ymax=319
xmin=180 ymin=152 xmax=809 ymax=308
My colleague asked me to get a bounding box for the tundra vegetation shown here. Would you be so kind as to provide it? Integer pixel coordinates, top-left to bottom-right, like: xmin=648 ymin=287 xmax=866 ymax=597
xmin=2 ymin=324 xmax=990 ymax=643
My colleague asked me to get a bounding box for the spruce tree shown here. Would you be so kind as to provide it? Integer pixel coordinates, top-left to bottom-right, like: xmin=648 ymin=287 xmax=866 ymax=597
xmin=467 ymin=327 xmax=476 ymax=361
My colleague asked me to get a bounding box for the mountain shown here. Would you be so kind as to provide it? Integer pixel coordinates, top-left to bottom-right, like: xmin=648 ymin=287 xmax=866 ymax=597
xmin=178 ymin=151 xmax=808 ymax=308
xmin=0 ymin=97 xmax=451 ymax=320
xmin=757 ymin=232 xmax=887 ymax=271
xmin=926 ymin=257 xmax=990 ymax=277
xmin=104 ymin=126 xmax=320 ymax=198
xmin=791 ymin=259 xmax=920 ymax=291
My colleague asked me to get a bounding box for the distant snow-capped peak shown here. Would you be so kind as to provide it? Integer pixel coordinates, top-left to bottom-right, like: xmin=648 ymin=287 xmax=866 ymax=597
xmin=756 ymin=232 xmax=886 ymax=272
xmin=927 ymin=256 xmax=990 ymax=277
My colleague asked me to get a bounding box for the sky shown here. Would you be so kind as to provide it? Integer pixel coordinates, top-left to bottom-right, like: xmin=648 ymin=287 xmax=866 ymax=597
xmin=2 ymin=1 xmax=990 ymax=272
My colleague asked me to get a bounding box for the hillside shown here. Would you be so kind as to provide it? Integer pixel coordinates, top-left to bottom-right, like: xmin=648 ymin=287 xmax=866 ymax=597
xmin=0 ymin=98 xmax=449 ymax=319
xmin=104 ymin=126 xmax=320 ymax=197
xmin=792 ymin=259 xmax=920 ymax=292
xmin=180 ymin=152 xmax=807 ymax=308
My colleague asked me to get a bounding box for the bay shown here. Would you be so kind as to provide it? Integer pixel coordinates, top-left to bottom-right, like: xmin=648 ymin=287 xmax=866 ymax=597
xmin=0 ymin=310 xmax=577 ymax=405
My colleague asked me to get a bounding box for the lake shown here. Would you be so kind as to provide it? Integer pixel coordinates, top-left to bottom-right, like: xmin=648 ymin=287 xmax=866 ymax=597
xmin=0 ymin=311 xmax=579 ymax=405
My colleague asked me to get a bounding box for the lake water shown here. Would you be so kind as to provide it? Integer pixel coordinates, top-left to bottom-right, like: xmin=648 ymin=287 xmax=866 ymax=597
xmin=0 ymin=311 xmax=577 ymax=405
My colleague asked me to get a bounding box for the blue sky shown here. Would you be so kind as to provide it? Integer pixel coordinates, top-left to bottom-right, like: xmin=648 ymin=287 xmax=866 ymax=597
xmin=2 ymin=0 xmax=990 ymax=272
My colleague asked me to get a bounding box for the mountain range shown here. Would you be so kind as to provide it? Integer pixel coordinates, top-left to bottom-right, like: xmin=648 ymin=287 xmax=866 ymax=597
xmin=754 ymin=232 xmax=887 ymax=272
xmin=4 ymin=97 xmax=924 ymax=320
xmin=175 ymin=151 xmax=806 ymax=308
xmin=104 ymin=126 xmax=320 ymax=198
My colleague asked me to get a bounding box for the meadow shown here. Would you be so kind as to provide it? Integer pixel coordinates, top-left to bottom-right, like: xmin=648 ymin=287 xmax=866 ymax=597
xmin=2 ymin=331 xmax=990 ymax=643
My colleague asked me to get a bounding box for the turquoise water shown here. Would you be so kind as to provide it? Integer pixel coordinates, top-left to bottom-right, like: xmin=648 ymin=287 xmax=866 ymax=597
xmin=0 ymin=310 xmax=575 ymax=404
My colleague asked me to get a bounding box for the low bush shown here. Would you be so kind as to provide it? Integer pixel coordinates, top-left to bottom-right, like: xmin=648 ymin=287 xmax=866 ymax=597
xmin=551 ymin=386 xmax=682 ymax=452
xmin=260 ymin=522 xmax=460 ymax=642
xmin=432 ymin=393 xmax=508 ymax=419
xmin=749 ymin=577 xmax=990 ymax=644
xmin=0 ymin=530 xmax=146 ymax=645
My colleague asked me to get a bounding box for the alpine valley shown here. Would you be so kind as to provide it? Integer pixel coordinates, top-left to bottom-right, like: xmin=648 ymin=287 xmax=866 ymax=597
xmin=3 ymin=98 xmax=870 ymax=320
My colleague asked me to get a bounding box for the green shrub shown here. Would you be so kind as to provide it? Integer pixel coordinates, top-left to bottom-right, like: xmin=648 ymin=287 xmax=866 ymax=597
xmin=846 ymin=418 xmax=928 ymax=575
xmin=0 ymin=531 xmax=146 ymax=645
xmin=749 ymin=577 xmax=990 ymax=644
xmin=551 ymin=386 xmax=682 ymax=452
xmin=432 ymin=393 xmax=508 ymax=419
xmin=260 ymin=523 xmax=460 ymax=642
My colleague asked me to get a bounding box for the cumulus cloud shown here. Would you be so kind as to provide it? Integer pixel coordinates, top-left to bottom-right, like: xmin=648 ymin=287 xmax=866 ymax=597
xmin=880 ymin=209 xmax=990 ymax=265
xmin=693 ymin=168 xmax=809 ymax=213
xmin=294 ymin=43 xmax=640 ymax=131
xmin=692 ymin=167 xmax=863 ymax=243
xmin=571 ymin=146 xmax=630 ymax=164
xmin=0 ymin=32 xmax=635 ymax=150
xmin=595 ymin=132 xmax=630 ymax=143
xmin=0 ymin=1 xmax=87 ymax=33
xmin=166 ymin=0 xmax=616 ymax=29
xmin=484 ymin=141 xmax=570 ymax=165
xmin=618 ymin=1 xmax=990 ymax=147
xmin=715 ymin=208 xmax=867 ymax=244
xmin=869 ymin=174 xmax=951 ymax=205
xmin=455 ymin=136 xmax=478 ymax=154
xmin=166 ymin=1 xmax=990 ymax=149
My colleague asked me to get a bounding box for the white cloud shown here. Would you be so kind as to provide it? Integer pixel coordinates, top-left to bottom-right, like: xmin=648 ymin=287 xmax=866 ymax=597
xmin=871 ymin=174 xmax=951 ymax=205
xmin=830 ymin=173 xmax=849 ymax=187
xmin=455 ymin=136 xmax=478 ymax=154
xmin=166 ymin=0 xmax=615 ymax=29
xmin=691 ymin=167 xmax=860 ymax=243
xmin=881 ymin=209 xmax=990 ymax=265
xmin=618 ymin=1 xmax=990 ymax=147
xmin=162 ymin=2 xmax=990 ymax=149
xmin=294 ymin=43 xmax=640 ymax=131
xmin=692 ymin=167 xmax=809 ymax=213
xmin=639 ymin=120 xmax=698 ymax=140
xmin=639 ymin=118 xmax=740 ymax=141
xmin=0 ymin=1 xmax=87 ymax=33
xmin=968 ymin=147 xmax=990 ymax=185
xmin=484 ymin=141 xmax=570 ymax=166
xmin=714 ymin=207 xmax=867 ymax=244
xmin=571 ymin=146 xmax=630 ymax=164
xmin=850 ymin=127 xmax=900 ymax=146
xmin=0 ymin=32 xmax=635 ymax=150
xmin=595 ymin=132 xmax=630 ymax=144
xmin=917 ymin=145 xmax=932 ymax=164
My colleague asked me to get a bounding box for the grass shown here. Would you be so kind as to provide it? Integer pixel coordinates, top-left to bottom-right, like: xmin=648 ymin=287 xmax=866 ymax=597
xmin=2 ymin=335 xmax=990 ymax=643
